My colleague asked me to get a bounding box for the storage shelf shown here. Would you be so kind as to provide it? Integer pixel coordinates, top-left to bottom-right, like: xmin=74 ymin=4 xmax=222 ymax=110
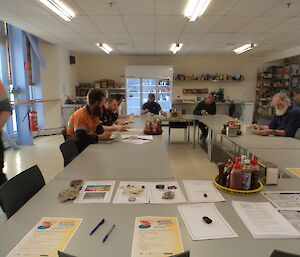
xmin=100 ymin=88 xmax=125 ymax=90
xmin=175 ymin=80 xmax=243 ymax=82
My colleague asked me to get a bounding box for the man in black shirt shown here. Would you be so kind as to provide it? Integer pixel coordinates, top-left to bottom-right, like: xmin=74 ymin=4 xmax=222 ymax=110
xmin=141 ymin=93 xmax=166 ymax=115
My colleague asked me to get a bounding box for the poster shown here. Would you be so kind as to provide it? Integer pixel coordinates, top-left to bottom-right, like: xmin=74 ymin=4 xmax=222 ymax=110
xmin=7 ymin=217 xmax=82 ymax=257
xmin=131 ymin=216 xmax=184 ymax=257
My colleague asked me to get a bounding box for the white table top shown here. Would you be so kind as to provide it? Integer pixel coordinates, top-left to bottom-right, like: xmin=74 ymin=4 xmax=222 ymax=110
xmin=1 ymin=178 xmax=300 ymax=257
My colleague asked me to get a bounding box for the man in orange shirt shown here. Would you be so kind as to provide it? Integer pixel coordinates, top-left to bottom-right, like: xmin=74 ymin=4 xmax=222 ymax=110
xmin=0 ymin=80 xmax=11 ymax=186
xmin=67 ymin=89 xmax=111 ymax=151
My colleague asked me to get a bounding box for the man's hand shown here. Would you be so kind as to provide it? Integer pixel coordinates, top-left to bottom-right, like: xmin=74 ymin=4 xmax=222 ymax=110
xmin=115 ymin=124 xmax=127 ymax=131
xmin=98 ymin=131 xmax=112 ymax=140
xmin=258 ymin=129 xmax=273 ymax=136
xmin=201 ymin=110 xmax=207 ymax=115
xmin=123 ymin=124 xmax=131 ymax=130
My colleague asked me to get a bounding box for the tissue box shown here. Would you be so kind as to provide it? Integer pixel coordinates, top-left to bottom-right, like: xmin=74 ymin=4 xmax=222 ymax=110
xmin=258 ymin=161 xmax=278 ymax=185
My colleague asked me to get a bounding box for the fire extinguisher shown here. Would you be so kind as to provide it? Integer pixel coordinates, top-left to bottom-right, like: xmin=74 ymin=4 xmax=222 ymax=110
xmin=28 ymin=107 xmax=38 ymax=131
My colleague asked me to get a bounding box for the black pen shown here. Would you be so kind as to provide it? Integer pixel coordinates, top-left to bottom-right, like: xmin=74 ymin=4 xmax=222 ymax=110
xmin=89 ymin=218 xmax=105 ymax=236
xmin=102 ymin=224 xmax=116 ymax=243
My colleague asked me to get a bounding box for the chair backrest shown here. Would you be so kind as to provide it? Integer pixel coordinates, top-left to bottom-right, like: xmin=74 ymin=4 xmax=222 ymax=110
xmin=62 ymin=127 xmax=68 ymax=141
xmin=294 ymin=128 xmax=300 ymax=140
xmin=59 ymin=139 xmax=79 ymax=167
xmin=171 ymin=251 xmax=190 ymax=257
xmin=0 ymin=165 xmax=45 ymax=219
xmin=270 ymin=250 xmax=300 ymax=257
xmin=58 ymin=251 xmax=77 ymax=257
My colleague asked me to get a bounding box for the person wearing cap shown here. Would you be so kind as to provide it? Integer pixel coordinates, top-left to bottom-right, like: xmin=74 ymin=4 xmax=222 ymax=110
xmin=0 ymin=80 xmax=12 ymax=186
xmin=141 ymin=93 xmax=166 ymax=115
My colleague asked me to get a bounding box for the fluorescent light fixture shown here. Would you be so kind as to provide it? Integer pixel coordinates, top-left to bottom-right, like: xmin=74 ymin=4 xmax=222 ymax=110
xmin=170 ymin=43 xmax=183 ymax=54
xmin=96 ymin=43 xmax=113 ymax=54
xmin=39 ymin=0 xmax=75 ymax=21
xmin=184 ymin=0 xmax=212 ymax=22
xmin=233 ymin=43 xmax=257 ymax=55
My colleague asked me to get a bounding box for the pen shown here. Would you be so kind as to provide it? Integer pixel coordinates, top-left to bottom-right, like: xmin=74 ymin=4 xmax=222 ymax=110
xmin=102 ymin=224 xmax=116 ymax=243
xmin=89 ymin=218 xmax=105 ymax=236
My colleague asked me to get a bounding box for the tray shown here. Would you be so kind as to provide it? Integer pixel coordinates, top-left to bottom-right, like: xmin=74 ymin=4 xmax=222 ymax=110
xmin=213 ymin=176 xmax=263 ymax=196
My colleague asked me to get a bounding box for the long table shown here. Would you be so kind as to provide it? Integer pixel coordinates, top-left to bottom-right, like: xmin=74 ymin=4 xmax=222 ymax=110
xmin=1 ymin=178 xmax=300 ymax=257
xmin=56 ymin=117 xmax=174 ymax=180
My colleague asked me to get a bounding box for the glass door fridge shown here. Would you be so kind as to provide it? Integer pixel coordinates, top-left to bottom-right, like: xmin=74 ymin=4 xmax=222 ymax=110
xmin=126 ymin=78 xmax=141 ymax=115
xmin=142 ymin=78 xmax=157 ymax=106
xmin=157 ymin=78 xmax=172 ymax=113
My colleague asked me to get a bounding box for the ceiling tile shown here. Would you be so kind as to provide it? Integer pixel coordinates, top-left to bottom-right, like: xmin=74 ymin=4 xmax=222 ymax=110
xmin=105 ymin=33 xmax=132 ymax=43
xmin=184 ymin=16 xmax=223 ymax=33
xmin=90 ymin=16 xmax=127 ymax=32
xmin=66 ymin=16 xmax=99 ymax=33
xmin=0 ymin=6 xmax=16 ymax=17
xmin=222 ymin=33 xmax=261 ymax=44
xmin=156 ymin=16 xmax=186 ymax=33
xmin=268 ymin=17 xmax=300 ymax=33
xmin=39 ymin=33 xmax=66 ymax=44
xmin=155 ymin=33 xmax=180 ymax=43
xmin=52 ymin=32 xmax=86 ymax=43
xmin=227 ymin=0 xmax=280 ymax=16
xmin=179 ymin=33 xmax=206 ymax=43
xmin=116 ymin=0 xmax=154 ymax=15
xmin=73 ymin=0 xmax=119 ymax=15
xmin=239 ymin=17 xmax=289 ymax=33
xmin=23 ymin=16 xmax=73 ymax=33
xmin=130 ymin=33 xmax=155 ymax=43
xmin=212 ymin=17 xmax=255 ymax=33
xmin=204 ymin=0 xmax=239 ymax=15
xmin=155 ymin=0 xmax=189 ymax=15
xmin=134 ymin=43 xmax=154 ymax=54
xmin=116 ymin=44 xmax=137 ymax=54
xmin=123 ymin=16 xmax=155 ymax=33
xmin=78 ymin=32 xmax=108 ymax=43
xmin=154 ymin=43 xmax=172 ymax=54
xmin=0 ymin=0 xmax=50 ymax=16
xmin=263 ymin=1 xmax=300 ymax=16
xmin=3 ymin=17 xmax=45 ymax=33
xmin=201 ymin=33 xmax=232 ymax=44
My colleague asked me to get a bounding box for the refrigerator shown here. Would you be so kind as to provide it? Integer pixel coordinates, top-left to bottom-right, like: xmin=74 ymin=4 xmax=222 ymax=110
xmin=125 ymin=66 xmax=173 ymax=115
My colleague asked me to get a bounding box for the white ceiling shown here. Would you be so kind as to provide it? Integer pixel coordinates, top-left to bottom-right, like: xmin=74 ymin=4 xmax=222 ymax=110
xmin=0 ymin=0 xmax=300 ymax=56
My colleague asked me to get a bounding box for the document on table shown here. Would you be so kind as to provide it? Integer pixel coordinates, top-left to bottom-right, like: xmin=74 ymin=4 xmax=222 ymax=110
xmin=131 ymin=216 xmax=184 ymax=257
xmin=7 ymin=217 xmax=82 ymax=257
xmin=279 ymin=210 xmax=300 ymax=233
xmin=127 ymin=128 xmax=143 ymax=132
xmin=149 ymin=181 xmax=186 ymax=204
xmin=121 ymin=135 xmax=153 ymax=140
xmin=183 ymin=180 xmax=225 ymax=203
xmin=113 ymin=181 xmax=150 ymax=204
xmin=232 ymin=201 xmax=300 ymax=239
xmin=178 ymin=203 xmax=238 ymax=240
xmin=74 ymin=181 xmax=115 ymax=203
xmin=286 ymin=168 xmax=300 ymax=178
xmin=261 ymin=191 xmax=300 ymax=210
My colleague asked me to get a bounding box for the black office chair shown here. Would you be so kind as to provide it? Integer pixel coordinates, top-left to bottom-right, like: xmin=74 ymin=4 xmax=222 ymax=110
xmin=62 ymin=127 xmax=68 ymax=141
xmin=168 ymin=122 xmax=190 ymax=143
xmin=0 ymin=165 xmax=45 ymax=219
xmin=171 ymin=251 xmax=190 ymax=257
xmin=270 ymin=250 xmax=300 ymax=257
xmin=294 ymin=128 xmax=300 ymax=140
xmin=58 ymin=251 xmax=77 ymax=257
xmin=59 ymin=139 xmax=80 ymax=167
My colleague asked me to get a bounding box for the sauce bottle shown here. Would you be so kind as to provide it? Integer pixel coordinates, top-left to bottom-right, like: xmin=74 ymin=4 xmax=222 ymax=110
xmin=250 ymin=157 xmax=259 ymax=190
xmin=241 ymin=159 xmax=251 ymax=190
xmin=230 ymin=158 xmax=242 ymax=190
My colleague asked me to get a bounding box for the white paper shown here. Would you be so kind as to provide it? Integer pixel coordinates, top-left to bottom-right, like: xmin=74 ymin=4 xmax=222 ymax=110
xmin=121 ymin=135 xmax=153 ymax=140
xmin=113 ymin=181 xmax=150 ymax=204
xmin=178 ymin=203 xmax=238 ymax=240
xmin=232 ymin=201 xmax=300 ymax=239
xmin=261 ymin=191 xmax=300 ymax=210
xmin=149 ymin=181 xmax=186 ymax=204
xmin=127 ymin=128 xmax=143 ymax=132
xmin=279 ymin=210 xmax=300 ymax=233
xmin=183 ymin=180 xmax=225 ymax=203
xmin=74 ymin=181 xmax=115 ymax=203
xmin=122 ymin=139 xmax=150 ymax=145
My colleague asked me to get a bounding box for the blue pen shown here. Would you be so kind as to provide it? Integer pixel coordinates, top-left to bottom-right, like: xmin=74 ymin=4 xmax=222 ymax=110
xmin=102 ymin=224 xmax=116 ymax=243
xmin=89 ymin=218 xmax=105 ymax=236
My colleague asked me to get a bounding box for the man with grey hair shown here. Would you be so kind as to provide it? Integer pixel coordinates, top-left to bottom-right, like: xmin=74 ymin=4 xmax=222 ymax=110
xmin=258 ymin=92 xmax=300 ymax=137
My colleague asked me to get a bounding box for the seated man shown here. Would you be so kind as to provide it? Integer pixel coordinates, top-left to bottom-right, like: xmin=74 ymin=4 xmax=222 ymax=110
xmin=66 ymin=89 xmax=111 ymax=151
xmin=141 ymin=93 xmax=166 ymax=115
xmin=256 ymin=92 xmax=300 ymax=137
xmin=115 ymin=94 xmax=132 ymax=119
xmin=193 ymin=94 xmax=216 ymax=140
xmin=101 ymin=96 xmax=129 ymax=131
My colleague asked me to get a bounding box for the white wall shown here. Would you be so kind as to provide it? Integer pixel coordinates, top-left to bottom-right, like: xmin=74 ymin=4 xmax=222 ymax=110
xmin=39 ymin=40 xmax=79 ymax=129
xmin=76 ymin=55 xmax=264 ymax=102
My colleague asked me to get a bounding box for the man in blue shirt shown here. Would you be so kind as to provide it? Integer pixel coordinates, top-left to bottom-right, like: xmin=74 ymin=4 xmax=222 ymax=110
xmin=258 ymin=92 xmax=300 ymax=137
xmin=141 ymin=93 xmax=166 ymax=115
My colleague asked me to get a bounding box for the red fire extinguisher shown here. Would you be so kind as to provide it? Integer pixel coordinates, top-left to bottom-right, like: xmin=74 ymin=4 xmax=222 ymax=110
xmin=29 ymin=108 xmax=38 ymax=131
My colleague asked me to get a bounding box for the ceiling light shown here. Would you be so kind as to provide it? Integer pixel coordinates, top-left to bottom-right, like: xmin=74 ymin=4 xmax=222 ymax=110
xmin=97 ymin=43 xmax=113 ymax=54
xmin=184 ymin=0 xmax=211 ymax=22
xmin=170 ymin=43 xmax=183 ymax=54
xmin=233 ymin=43 xmax=257 ymax=55
xmin=40 ymin=0 xmax=75 ymax=21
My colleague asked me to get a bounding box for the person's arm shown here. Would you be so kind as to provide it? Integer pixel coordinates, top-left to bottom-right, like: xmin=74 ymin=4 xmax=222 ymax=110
xmin=141 ymin=103 xmax=149 ymax=114
xmin=103 ymin=124 xmax=126 ymax=131
xmin=159 ymin=109 xmax=166 ymax=115
xmin=282 ymin=112 xmax=300 ymax=137
xmin=193 ymin=102 xmax=204 ymax=115
xmin=0 ymin=111 xmax=11 ymax=130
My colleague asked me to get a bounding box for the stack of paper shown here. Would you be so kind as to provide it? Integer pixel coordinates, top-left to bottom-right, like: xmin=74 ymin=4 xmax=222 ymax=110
xmin=261 ymin=191 xmax=300 ymax=210
xmin=232 ymin=201 xmax=300 ymax=239
xmin=113 ymin=182 xmax=150 ymax=204
xmin=74 ymin=181 xmax=115 ymax=203
xmin=122 ymin=135 xmax=153 ymax=145
xmin=279 ymin=210 xmax=300 ymax=233
xmin=183 ymin=180 xmax=225 ymax=203
xmin=178 ymin=203 xmax=238 ymax=240
xmin=149 ymin=181 xmax=186 ymax=204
